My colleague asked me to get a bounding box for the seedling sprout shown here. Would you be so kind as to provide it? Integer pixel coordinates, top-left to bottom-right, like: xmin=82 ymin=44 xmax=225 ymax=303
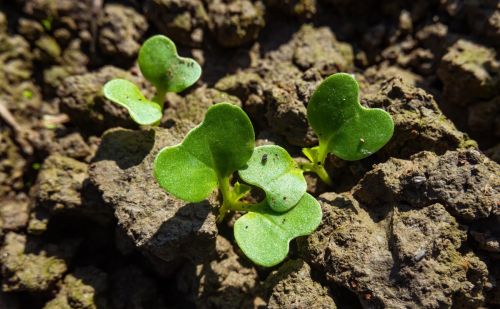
xmin=300 ymin=73 xmax=394 ymax=185
xmin=103 ymin=35 xmax=201 ymax=125
xmin=152 ymin=73 xmax=393 ymax=267
xmin=154 ymin=103 xmax=321 ymax=267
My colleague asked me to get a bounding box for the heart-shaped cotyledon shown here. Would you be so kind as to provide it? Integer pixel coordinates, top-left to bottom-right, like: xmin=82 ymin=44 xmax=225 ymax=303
xmin=239 ymin=145 xmax=307 ymax=213
xmin=139 ymin=35 xmax=202 ymax=93
xmin=154 ymin=103 xmax=255 ymax=202
xmin=234 ymin=192 xmax=322 ymax=267
xmin=307 ymin=73 xmax=394 ymax=161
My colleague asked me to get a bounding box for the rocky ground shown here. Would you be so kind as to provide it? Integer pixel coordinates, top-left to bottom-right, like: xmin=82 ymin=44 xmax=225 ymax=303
xmin=0 ymin=0 xmax=499 ymax=308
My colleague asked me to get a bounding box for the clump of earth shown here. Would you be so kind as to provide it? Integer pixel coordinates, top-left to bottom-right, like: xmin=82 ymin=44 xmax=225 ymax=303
xmin=0 ymin=0 xmax=499 ymax=308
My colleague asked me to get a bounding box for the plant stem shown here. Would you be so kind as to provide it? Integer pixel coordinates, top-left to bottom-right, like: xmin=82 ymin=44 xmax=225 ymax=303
xmin=217 ymin=175 xmax=256 ymax=222
xmin=151 ymin=88 xmax=167 ymax=109
xmin=299 ymin=161 xmax=333 ymax=186
xmin=299 ymin=142 xmax=333 ymax=186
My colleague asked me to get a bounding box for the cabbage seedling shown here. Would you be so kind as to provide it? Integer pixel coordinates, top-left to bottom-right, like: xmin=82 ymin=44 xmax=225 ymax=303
xmin=154 ymin=103 xmax=322 ymax=267
xmin=103 ymin=35 xmax=201 ymax=126
xmin=300 ymin=73 xmax=394 ymax=185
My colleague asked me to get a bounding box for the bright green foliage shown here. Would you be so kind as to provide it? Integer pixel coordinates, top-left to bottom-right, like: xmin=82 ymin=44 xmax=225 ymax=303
xmin=154 ymin=103 xmax=322 ymax=267
xmin=139 ymin=35 xmax=202 ymax=93
xmin=154 ymin=103 xmax=254 ymax=202
xmin=151 ymin=72 xmax=394 ymax=267
xmin=239 ymin=145 xmax=307 ymax=213
xmin=103 ymin=35 xmax=201 ymax=126
xmin=307 ymin=73 xmax=394 ymax=161
xmin=234 ymin=193 xmax=322 ymax=267
xmin=103 ymin=79 xmax=162 ymax=125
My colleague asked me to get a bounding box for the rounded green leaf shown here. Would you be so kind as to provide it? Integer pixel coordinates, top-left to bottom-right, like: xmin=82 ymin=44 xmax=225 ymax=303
xmin=238 ymin=145 xmax=307 ymax=212
xmin=153 ymin=146 xmax=218 ymax=202
xmin=234 ymin=193 xmax=322 ymax=267
xmin=307 ymin=73 xmax=394 ymax=161
xmin=103 ymin=79 xmax=162 ymax=125
xmin=139 ymin=35 xmax=202 ymax=93
xmin=154 ymin=103 xmax=255 ymax=202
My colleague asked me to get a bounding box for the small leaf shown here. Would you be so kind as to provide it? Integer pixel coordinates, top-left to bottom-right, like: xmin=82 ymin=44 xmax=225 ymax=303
xmin=307 ymin=73 xmax=394 ymax=161
xmin=139 ymin=35 xmax=202 ymax=93
xmin=234 ymin=193 xmax=322 ymax=267
xmin=233 ymin=182 xmax=252 ymax=201
xmin=302 ymin=146 xmax=320 ymax=163
xmin=154 ymin=103 xmax=254 ymax=202
xmin=103 ymin=79 xmax=162 ymax=125
xmin=239 ymin=145 xmax=307 ymax=212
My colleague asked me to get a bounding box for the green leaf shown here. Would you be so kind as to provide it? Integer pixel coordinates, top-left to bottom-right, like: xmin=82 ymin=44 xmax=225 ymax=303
xmin=103 ymin=79 xmax=162 ymax=125
xmin=239 ymin=145 xmax=307 ymax=212
xmin=139 ymin=35 xmax=202 ymax=93
xmin=307 ymin=73 xmax=394 ymax=161
xmin=154 ymin=103 xmax=255 ymax=202
xmin=234 ymin=193 xmax=322 ymax=267
xmin=233 ymin=182 xmax=252 ymax=201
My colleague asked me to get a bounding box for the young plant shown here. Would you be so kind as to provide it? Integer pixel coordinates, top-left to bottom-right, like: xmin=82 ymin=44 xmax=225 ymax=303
xmin=300 ymin=73 xmax=394 ymax=185
xmin=154 ymin=103 xmax=322 ymax=267
xmin=103 ymin=35 xmax=201 ymax=126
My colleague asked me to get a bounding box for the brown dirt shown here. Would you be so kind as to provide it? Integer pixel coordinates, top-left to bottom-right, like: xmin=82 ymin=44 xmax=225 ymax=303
xmin=0 ymin=0 xmax=499 ymax=308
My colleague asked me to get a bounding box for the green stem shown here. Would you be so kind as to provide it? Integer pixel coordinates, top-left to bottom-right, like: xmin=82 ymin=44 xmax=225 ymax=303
xmin=151 ymin=88 xmax=167 ymax=109
xmin=299 ymin=141 xmax=333 ymax=186
xmin=299 ymin=161 xmax=333 ymax=186
xmin=217 ymin=175 xmax=256 ymax=222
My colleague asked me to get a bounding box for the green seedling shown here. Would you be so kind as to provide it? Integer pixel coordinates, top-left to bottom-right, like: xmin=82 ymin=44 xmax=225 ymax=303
xmin=103 ymin=35 xmax=201 ymax=125
xmin=300 ymin=73 xmax=394 ymax=185
xmin=154 ymin=103 xmax=322 ymax=267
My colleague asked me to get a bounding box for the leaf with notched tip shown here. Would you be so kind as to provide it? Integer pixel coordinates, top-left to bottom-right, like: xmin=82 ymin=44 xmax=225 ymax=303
xmin=307 ymin=73 xmax=394 ymax=161
xmin=139 ymin=35 xmax=201 ymax=93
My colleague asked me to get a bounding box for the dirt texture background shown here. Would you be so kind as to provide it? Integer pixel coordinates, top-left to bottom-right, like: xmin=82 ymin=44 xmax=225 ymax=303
xmin=0 ymin=0 xmax=499 ymax=308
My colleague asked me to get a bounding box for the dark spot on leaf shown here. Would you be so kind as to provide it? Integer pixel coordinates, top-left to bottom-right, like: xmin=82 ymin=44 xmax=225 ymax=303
xmin=282 ymin=219 xmax=286 ymax=224
xmin=317 ymin=162 xmax=321 ymax=165
xmin=261 ymin=154 xmax=268 ymax=165
xmin=245 ymin=225 xmax=248 ymax=229
xmin=283 ymin=196 xmax=287 ymax=200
